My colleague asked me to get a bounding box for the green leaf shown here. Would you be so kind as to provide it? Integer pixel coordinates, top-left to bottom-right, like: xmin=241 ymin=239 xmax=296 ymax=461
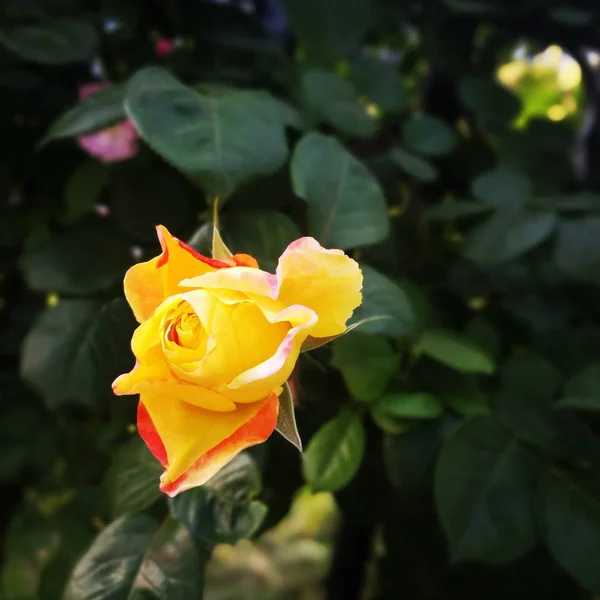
xmin=282 ymin=0 xmax=370 ymax=61
xmin=557 ymin=364 xmax=600 ymax=411
xmin=350 ymin=54 xmax=409 ymax=113
xmin=0 ymin=18 xmax=98 ymax=66
xmin=170 ymin=453 xmax=267 ymax=545
xmin=402 ymin=116 xmax=458 ymax=157
xmin=106 ymin=437 xmax=164 ymax=518
xmin=463 ymin=316 xmax=501 ymax=360
xmin=443 ymin=387 xmax=491 ymax=418
xmin=435 ymin=416 xmax=540 ymax=563
xmin=471 ymin=166 xmax=533 ymax=209
xmin=423 ymin=199 xmax=492 ymax=221
xmin=291 ymin=132 xmax=389 ymax=248
xmin=276 ymin=381 xmax=302 ymax=451
xmin=416 ymin=329 xmax=495 ymax=374
xmin=500 ymin=348 xmax=562 ymax=402
xmin=64 ymin=161 xmax=110 ymax=223
xmin=126 ymin=67 xmax=288 ymax=200
xmin=390 ymin=148 xmax=438 ymax=183
xmin=220 ymin=210 xmax=300 ymax=272
xmin=554 ymin=217 xmax=600 ymax=286
xmin=373 ymin=392 xmax=443 ymax=420
xmin=458 ymin=76 xmax=521 ymax=129
xmin=350 ymin=266 xmax=424 ymax=336
xmin=21 ymin=299 xmax=136 ymax=410
xmin=112 ymin=166 xmax=193 ymax=242
xmin=303 ymin=410 xmax=365 ymax=492
xmin=301 ymin=69 xmax=377 ymax=139
xmin=537 ymin=470 xmax=600 ymax=593
xmin=463 ymin=209 xmax=557 ymax=266
xmin=41 ymin=84 xmax=126 ymax=146
xmin=20 ymin=221 xmax=131 ymax=294
xmin=331 ymin=333 xmax=400 ymax=402
xmin=64 ymin=515 xmax=204 ymax=600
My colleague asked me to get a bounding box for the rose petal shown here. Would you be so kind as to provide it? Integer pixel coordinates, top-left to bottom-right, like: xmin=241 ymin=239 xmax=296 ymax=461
xmin=139 ymin=389 xmax=279 ymax=492
xmin=276 ymin=237 xmax=363 ymax=337
xmin=124 ymin=225 xmax=232 ymax=323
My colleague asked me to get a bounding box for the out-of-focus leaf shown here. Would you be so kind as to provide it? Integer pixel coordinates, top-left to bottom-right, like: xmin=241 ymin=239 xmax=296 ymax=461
xmin=415 ymin=329 xmax=495 ymax=374
xmin=390 ymin=148 xmax=438 ymax=182
xmin=555 ymin=217 xmax=600 ymax=286
xmin=423 ymin=199 xmax=492 ymax=221
xmin=459 ymin=76 xmax=521 ymax=129
xmin=303 ymin=410 xmax=365 ymax=492
xmin=0 ymin=18 xmax=98 ymax=66
xmin=41 ymin=85 xmax=125 ymax=146
xmin=402 ymin=116 xmax=458 ymax=157
xmin=291 ymin=132 xmax=389 ymax=248
xmin=170 ymin=453 xmax=267 ymax=545
xmin=537 ymin=470 xmax=600 ymax=593
xmin=463 ymin=209 xmax=557 ymax=266
xmin=126 ymin=67 xmax=288 ymax=200
xmin=351 ymin=266 xmax=425 ymax=336
xmin=557 ymin=364 xmax=600 ymax=411
xmin=64 ymin=161 xmax=110 ymax=223
xmin=331 ymin=333 xmax=400 ymax=402
xmin=21 ymin=299 xmax=136 ymax=410
xmin=471 ymin=166 xmax=533 ymax=209
xmin=373 ymin=392 xmax=443 ymax=420
xmin=282 ymin=0 xmax=370 ymax=61
xmin=435 ymin=416 xmax=540 ymax=563
xmin=301 ymin=69 xmax=377 ymax=139
xmin=106 ymin=436 xmax=164 ymax=517
xmin=64 ymin=515 xmax=204 ymax=600
xmin=350 ymin=54 xmax=409 ymax=113
xmin=21 ymin=221 xmax=131 ymax=294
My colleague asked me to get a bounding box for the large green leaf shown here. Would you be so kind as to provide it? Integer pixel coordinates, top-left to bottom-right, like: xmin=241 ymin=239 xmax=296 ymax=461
xmin=126 ymin=67 xmax=288 ymax=199
xmin=20 ymin=299 xmax=136 ymax=410
xmin=291 ymin=132 xmax=389 ymax=248
xmin=554 ymin=217 xmax=600 ymax=286
xmin=557 ymin=364 xmax=600 ymax=411
xmin=350 ymin=266 xmax=424 ymax=336
xmin=350 ymin=54 xmax=409 ymax=113
xmin=331 ymin=333 xmax=400 ymax=402
xmin=41 ymin=85 xmax=126 ymax=146
xmin=303 ymin=410 xmax=365 ymax=492
xmin=170 ymin=453 xmax=267 ymax=545
xmin=20 ymin=221 xmax=131 ymax=295
xmin=538 ymin=470 xmax=600 ymax=592
xmin=64 ymin=515 xmax=204 ymax=600
xmin=402 ymin=116 xmax=458 ymax=157
xmin=0 ymin=18 xmax=98 ymax=65
xmin=301 ymin=69 xmax=377 ymax=139
xmin=435 ymin=416 xmax=540 ymax=563
xmin=415 ymin=329 xmax=495 ymax=374
xmin=282 ymin=0 xmax=370 ymax=61
xmin=470 ymin=166 xmax=533 ymax=209
xmin=463 ymin=209 xmax=557 ymax=266
xmin=220 ymin=210 xmax=301 ymax=272
xmin=106 ymin=437 xmax=164 ymax=518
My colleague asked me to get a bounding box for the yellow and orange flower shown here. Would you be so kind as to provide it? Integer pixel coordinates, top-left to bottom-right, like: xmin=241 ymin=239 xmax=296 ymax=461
xmin=113 ymin=226 xmax=362 ymax=496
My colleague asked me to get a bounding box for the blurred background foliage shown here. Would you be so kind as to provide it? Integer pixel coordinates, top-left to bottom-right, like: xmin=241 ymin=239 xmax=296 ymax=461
xmin=3 ymin=0 xmax=600 ymax=599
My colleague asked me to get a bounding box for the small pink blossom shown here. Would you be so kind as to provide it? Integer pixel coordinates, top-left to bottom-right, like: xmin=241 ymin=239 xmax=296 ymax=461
xmin=155 ymin=38 xmax=174 ymax=57
xmin=77 ymin=82 xmax=138 ymax=164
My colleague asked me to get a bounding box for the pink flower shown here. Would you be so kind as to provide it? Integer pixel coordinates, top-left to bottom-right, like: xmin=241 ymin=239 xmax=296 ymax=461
xmin=77 ymin=82 xmax=139 ymax=163
xmin=155 ymin=38 xmax=174 ymax=57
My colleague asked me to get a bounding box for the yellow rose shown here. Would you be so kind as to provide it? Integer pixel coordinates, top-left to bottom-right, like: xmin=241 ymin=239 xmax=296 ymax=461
xmin=113 ymin=226 xmax=362 ymax=496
